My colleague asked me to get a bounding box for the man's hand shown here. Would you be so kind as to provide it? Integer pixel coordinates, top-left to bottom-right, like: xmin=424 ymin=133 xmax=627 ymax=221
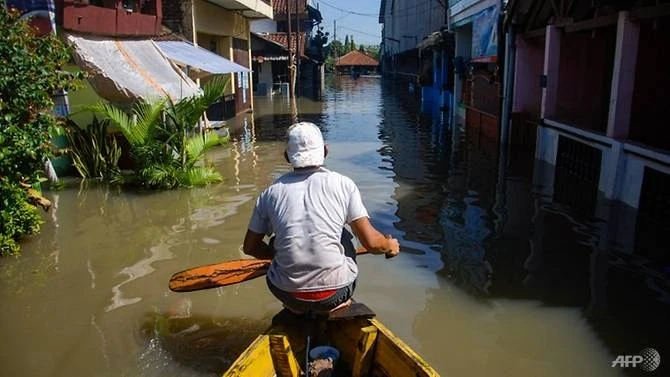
xmin=350 ymin=217 xmax=401 ymax=258
xmin=384 ymin=235 xmax=400 ymax=258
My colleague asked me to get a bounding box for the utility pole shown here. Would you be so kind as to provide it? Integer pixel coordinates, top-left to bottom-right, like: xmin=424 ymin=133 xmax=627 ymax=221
xmin=296 ymin=2 xmax=301 ymax=97
xmin=287 ymin=0 xmax=297 ymax=121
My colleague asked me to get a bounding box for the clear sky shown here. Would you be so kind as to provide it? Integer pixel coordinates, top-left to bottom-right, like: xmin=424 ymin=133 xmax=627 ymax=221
xmin=311 ymin=0 xmax=383 ymax=46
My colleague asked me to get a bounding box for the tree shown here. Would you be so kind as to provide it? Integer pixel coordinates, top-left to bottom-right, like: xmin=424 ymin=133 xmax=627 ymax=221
xmin=310 ymin=25 xmax=329 ymax=61
xmin=350 ymin=36 xmax=355 ymax=52
xmin=0 ymin=8 xmax=81 ymax=255
xmin=344 ymin=35 xmax=349 ymax=52
xmin=328 ymin=40 xmax=344 ymax=58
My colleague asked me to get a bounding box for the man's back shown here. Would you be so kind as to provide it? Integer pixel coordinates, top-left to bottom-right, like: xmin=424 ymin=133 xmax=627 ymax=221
xmin=248 ymin=167 xmax=368 ymax=292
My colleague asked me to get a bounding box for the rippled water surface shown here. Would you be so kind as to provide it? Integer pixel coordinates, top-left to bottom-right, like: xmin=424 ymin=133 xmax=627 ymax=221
xmin=1 ymin=76 xmax=667 ymax=377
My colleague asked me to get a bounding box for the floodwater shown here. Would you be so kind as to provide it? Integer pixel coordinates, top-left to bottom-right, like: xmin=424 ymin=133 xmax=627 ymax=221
xmin=1 ymin=76 xmax=668 ymax=377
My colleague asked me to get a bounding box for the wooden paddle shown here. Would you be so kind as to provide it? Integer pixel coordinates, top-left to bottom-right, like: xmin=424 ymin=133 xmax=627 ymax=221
xmin=169 ymin=247 xmax=371 ymax=292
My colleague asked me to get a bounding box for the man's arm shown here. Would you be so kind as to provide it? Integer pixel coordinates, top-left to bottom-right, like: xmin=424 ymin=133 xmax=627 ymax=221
xmin=243 ymin=229 xmax=274 ymax=260
xmin=350 ymin=217 xmax=400 ymax=258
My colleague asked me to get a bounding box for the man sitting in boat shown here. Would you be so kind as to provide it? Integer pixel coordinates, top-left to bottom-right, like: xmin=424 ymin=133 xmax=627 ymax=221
xmin=243 ymin=122 xmax=400 ymax=315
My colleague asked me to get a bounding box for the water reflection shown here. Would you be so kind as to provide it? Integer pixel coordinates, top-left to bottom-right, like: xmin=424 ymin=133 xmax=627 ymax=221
xmin=0 ymin=76 xmax=667 ymax=377
xmin=139 ymin=310 xmax=269 ymax=375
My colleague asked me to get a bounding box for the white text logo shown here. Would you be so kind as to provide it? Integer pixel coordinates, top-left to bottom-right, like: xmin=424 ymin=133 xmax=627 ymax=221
xmin=612 ymin=348 xmax=661 ymax=372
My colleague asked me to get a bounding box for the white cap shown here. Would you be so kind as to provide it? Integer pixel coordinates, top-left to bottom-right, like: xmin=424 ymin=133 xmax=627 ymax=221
xmin=286 ymin=122 xmax=325 ymax=168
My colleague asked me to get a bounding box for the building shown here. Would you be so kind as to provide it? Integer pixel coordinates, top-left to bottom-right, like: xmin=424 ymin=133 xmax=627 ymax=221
xmin=448 ymin=0 xmax=501 ymax=140
xmin=251 ymin=31 xmax=307 ymax=96
xmin=379 ymin=0 xmax=452 ymax=113
xmin=504 ymin=0 xmax=670 ymax=255
xmin=56 ymin=0 xmax=163 ymax=37
xmin=334 ymin=50 xmax=379 ymax=76
xmin=162 ymin=0 xmax=274 ymax=117
xmin=250 ymin=0 xmax=325 ymax=98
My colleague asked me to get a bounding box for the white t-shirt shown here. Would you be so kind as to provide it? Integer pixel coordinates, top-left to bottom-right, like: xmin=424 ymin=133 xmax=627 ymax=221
xmin=248 ymin=167 xmax=369 ymax=292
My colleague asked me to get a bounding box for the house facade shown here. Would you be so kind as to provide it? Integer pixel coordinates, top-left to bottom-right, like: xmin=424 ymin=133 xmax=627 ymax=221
xmin=448 ymin=0 xmax=501 ymax=140
xmin=379 ymin=0 xmax=453 ymax=114
xmin=335 ymin=50 xmax=379 ymax=76
xmin=250 ymin=0 xmax=324 ymax=98
xmin=504 ymin=0 xmax=670 ymax=255
xmin=162 ymin=0 xmax=273 ymax=116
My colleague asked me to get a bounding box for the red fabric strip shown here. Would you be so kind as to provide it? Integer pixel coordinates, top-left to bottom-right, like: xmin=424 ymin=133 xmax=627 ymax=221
xmin=290 ymin=289 xmax=337 ymax=301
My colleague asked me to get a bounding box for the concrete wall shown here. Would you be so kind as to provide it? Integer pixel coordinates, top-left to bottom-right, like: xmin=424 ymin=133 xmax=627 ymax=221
xmin=194 ymin=0 xmax=249 ymax=39
xmin=629 ymin=19 xmax=670 ymax=150
xmin=381 ymin=0 xmax=446 ymax=56
xmin=250 ymin=19 xmax=277 ymax=33
xmin=255 ymin=61 xmax=273 ymax=95
xmin=555 ymin=28 xmax=616 ymax=133
xmin=536 ymin=119 xmax=670 ymax=209
xmin=449 ymin=0 xmax=498 ymax=26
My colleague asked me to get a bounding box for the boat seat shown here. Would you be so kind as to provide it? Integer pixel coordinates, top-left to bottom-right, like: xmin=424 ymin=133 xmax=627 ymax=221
xmin=272 ymin=302 xmax=376 ymax=326
xmin=327 ymin=302 xmax=376 ymax=321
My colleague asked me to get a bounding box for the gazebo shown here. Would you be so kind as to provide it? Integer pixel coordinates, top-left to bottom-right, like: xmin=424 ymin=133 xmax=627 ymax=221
xmin=335 ymin=50 xmax=379 ymax=76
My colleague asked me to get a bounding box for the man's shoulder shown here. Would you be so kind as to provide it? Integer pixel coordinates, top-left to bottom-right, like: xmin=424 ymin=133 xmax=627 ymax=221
xmin=320 ymin=168 xmax=358 ymax=189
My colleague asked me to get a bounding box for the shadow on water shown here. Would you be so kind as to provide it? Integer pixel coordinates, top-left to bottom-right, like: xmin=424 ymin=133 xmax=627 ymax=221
xmin=139 ymin=309 xmax=271 ymax=375
xmin=377 ymin=76 xmax=669 ymax=375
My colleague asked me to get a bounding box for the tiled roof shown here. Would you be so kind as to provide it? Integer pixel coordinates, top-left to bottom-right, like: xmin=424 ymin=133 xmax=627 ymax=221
xmin=335 ymin=50 xmax=379 ymax=66
xmin=255 ymin=32 xmax=307 ymax=58
xmin=273 ymin=0 xmax=308 ymax=15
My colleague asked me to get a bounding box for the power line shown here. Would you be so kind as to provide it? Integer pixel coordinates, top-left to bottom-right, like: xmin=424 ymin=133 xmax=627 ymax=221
xmin=337 ymin=25 xmax=381 ymax=39
xmin=316 ymin=0 xmax=379 ymax=17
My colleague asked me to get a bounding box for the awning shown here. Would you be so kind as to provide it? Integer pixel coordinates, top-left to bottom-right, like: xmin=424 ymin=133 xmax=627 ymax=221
xmin=67 ymin=34 xmax=200 ymax=105
xmin=155 ymin=41 xmax=250 ymax=75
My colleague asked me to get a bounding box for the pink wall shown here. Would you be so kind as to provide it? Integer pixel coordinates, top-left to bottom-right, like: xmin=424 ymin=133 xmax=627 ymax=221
xmin=555 ymin=28 xmax=616 ymax=133
xmin=630 ymin=20 xmax=670 ymax=151
xmin=513 ymin=35 xmax=544 ymax=117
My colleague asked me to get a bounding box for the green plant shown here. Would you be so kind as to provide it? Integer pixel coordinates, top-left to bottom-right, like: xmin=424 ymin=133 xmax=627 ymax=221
xmin=0 ymin=8 xmax=82 ymax=184
xmin=64 ymin=117 xmax=122 ymax=181
xmin=0 ymin=9 xmax=81 ymax=255
xmin=88 ymin=76 xmax=230 ymax=189
xmin=0 ymin=179 xmax=43 ymax=256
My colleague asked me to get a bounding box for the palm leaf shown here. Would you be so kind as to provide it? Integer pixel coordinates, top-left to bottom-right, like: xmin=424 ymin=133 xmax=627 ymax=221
xmin=178 ymin=167 xmax=223 ymax=187
xmin=86 ymin=103 xmax=139 ymax=145
xmin=173 ymin=76 xmax=230 ymax=130
xmin=131 ymin=99 xmax=166 ymax=145
xmin=184 ymin=131 xmax=221 ymax=165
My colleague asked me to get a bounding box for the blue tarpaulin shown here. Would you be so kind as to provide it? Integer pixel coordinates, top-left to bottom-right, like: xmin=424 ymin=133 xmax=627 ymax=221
xmin=156 ymin=41 xmax=250 ymax=75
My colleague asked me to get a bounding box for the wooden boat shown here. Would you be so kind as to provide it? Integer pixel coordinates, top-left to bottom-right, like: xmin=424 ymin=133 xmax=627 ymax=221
xmin=223 ymin=302 xmax=439 ymax=377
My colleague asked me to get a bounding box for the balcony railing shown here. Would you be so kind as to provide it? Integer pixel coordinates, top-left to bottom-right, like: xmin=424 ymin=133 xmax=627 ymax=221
xmin=57 ymin=0 xmax=162 ymax=37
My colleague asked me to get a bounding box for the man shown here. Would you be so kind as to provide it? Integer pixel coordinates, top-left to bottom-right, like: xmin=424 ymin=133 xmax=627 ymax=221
xmin=243 ymin=122 xmax=400 ymax=314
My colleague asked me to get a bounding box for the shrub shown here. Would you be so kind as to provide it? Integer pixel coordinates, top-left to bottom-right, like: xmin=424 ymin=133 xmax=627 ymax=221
xmin=64 ymin=117 xmax=122 ymax=181
xmin=88 ymin=76 xmax=230 ymax=189
xmin=0 ymin=179 xmax=43 ymax=256
xmin=0 ymin=8 xmax=81 ymax=255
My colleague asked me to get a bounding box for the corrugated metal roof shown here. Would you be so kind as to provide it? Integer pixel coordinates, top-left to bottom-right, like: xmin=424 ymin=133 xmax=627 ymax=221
xmin=156 ymin=41 xmax=250 ymax=74
xmin=335 ymin=50 xmax=379 ymax=66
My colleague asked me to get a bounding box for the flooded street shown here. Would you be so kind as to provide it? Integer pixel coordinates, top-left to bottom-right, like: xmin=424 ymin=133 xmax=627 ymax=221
xmin=1 ymin=76 xmax=668 ymax=376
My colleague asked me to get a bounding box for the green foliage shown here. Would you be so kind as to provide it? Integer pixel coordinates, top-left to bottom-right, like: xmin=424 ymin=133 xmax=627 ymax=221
xmin=0 ymin=8 xmax=82 ymax=184
xmin=64 ymin=117 xmax=122 ymax=181
xmin=329 ymin=40 xmax=344 ymax=57
xmin=87 ymin=76 xmax=230 ymax=189
xmin=0 ymin=179 xmax=43 ymax=256
xmin=0 ymin=9 xmax=81 ymax=255
xmin=359 ymin=44 xmax=381 ymax=60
